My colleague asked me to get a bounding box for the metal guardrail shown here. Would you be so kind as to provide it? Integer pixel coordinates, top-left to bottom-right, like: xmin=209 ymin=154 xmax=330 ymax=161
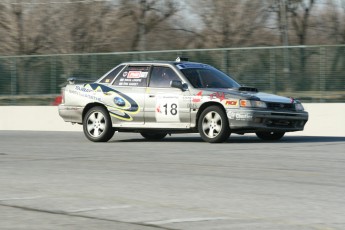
xmin=0 ymin=45 xmax=344 ymax=105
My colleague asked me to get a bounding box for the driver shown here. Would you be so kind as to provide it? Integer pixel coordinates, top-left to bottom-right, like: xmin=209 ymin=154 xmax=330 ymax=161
xmin=161 ymin=69 xmax=174 ymax=86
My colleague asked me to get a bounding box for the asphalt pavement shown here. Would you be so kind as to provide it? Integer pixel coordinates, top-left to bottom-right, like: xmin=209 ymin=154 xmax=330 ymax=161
xmin=1 ymin=131 xmax=345 ymax=230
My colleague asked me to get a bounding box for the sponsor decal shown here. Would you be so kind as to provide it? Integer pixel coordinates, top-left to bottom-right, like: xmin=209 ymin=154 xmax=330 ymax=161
xmin=117 ymin=70 xmax=148 ymax=86
xmin=192 ymin=91 xmax=203 ymax=102
xmin=187 ymin=103 xmax=198 ymax=109
xmin=225 ymin=100 xmax=237 ymax=106
xmin=68 ymin=86 xmax=102 ymax=102
xmin=114 ymin=97 xmax=126 ymax=107
xmin=75 ymin=85 xmax=93 ymax=92
xmin=140 ymin=72 xmax=148 ymax=78
xmin=73 ymin=83 xmax=140 ymax=121
xmin=127 ymin=71 xmax=141 ymax=78
xmin=227 ymin=111 xmax=253 ymax=121
xmin=224 ymin=99 xmax=239 ymax=108
xmin=210 ymin=92 xmax=225 ymax=102
xmin=156 ymin=105 xmax=161 ymax=113
xmin=182 ymin=91 xmax=204 ymax=103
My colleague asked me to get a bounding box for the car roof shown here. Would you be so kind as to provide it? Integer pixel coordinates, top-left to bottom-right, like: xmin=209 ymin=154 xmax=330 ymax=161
xmin=119 ymin=60 xmax=203 ymax=66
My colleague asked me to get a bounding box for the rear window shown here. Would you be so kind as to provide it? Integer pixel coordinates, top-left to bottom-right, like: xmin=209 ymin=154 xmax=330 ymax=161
xmin=99 ymin=65 xmax=124 ymax=84
xmin=113 ymin=66 xmax=150 ymax=87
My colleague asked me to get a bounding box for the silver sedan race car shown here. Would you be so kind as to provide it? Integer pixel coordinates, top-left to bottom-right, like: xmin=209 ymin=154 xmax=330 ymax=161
xmin=58 ymin=58 xmax=308 ymax=143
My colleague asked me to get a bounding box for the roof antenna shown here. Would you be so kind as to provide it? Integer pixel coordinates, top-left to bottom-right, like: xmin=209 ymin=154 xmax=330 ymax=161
xmin=176 ymin=57 xmax=189 ymax=62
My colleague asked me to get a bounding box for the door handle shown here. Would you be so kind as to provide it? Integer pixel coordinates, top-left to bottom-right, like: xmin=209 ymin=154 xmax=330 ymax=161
xmin=149 ymin=95 xmax=155 ymax=98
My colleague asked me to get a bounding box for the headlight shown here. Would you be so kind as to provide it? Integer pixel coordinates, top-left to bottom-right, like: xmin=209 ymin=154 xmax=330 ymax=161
xmin=240 ymin=100 xmax=267 ymax=108
xmin=295 ymin=103 xmax=304 ymax=111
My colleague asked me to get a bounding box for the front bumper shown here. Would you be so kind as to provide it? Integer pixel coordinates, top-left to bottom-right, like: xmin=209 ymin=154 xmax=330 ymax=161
xmin=226 ymin=109 xmax=308 ymax=133
xmin=58 ymin=104 xmax=84 ymax=123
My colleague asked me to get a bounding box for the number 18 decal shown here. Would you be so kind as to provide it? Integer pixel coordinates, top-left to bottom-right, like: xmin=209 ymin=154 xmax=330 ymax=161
xmin=156 ymin=96 xmax=180 ymax=122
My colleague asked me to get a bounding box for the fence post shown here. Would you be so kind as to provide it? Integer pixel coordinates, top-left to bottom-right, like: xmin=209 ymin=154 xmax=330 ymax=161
xmin=10 ymin=57 xmax=17 ymax=105
xmin=91 ymin=54 xmax=97 ymax=79
xmin=50 ymin=56 xmax=56 ymax=94
xmin=319 ymin=47 xmax=326 ymax=102
xmin=270 ymin=49 xmax=276 ymax=94
xmin=222 ymin=50 xmax=229 ymax=73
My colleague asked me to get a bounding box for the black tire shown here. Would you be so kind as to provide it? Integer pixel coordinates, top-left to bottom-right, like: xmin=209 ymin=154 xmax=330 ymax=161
xmin=83 ymin=106 xmax=115 ymax=142
xmin=256 ymin=131 xmax=285 ymax=141
xmin=198 ymin=106 xmax=231 ymax=143
xmin=140 ymin=132 xmax=167 ymax=141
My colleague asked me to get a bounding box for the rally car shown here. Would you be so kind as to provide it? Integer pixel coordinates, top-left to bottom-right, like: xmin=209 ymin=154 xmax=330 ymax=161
xmin=58 ymin=58 xmax=308 ymax=143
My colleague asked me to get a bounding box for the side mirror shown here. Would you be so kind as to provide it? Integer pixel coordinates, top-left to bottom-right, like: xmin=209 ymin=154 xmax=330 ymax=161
xmin=171 ymin=80 xmax=188 ymax=91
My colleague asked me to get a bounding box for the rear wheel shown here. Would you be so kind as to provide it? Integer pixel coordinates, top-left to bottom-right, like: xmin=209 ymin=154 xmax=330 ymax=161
xmin=256 ymin=131 xmax=285 ymax=141
xmin=83 ymin=106 xmax=115 ymax=142
xmin=140 ymin=132 xmax=167 ymax=141
xmin=198 ymin=106 xmax=230 ymax=143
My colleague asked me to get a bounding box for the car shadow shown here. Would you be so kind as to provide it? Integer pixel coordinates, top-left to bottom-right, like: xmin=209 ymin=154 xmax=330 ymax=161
xmin=111 ymin=135 xmax=345 ymax=144
xmin=224 ymin=136 xmax=345 ymax=144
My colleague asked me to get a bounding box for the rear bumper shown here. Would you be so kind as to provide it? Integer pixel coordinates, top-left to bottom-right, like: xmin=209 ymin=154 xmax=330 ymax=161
xmin=226 ymin=109 xmax=308 ymax=133
xmin=58 ymin=104 xmax=84 ymax=123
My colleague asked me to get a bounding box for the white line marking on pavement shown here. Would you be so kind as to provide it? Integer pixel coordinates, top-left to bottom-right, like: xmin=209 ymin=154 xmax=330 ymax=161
xmin=0 ymin=196 xmax=44 ymax=201
xmin=68 ymin=205 xmax=132 ymax=213
xmin=145 ymin=217 xmax=230 ymax=225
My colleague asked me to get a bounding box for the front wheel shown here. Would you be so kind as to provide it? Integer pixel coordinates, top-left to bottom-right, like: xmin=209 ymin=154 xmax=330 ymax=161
xmin=198 ymin=106 xmax=230 ymax=143
xmin=256 ymin=131 xmax=285 ymax=141
xmin=83 ymin=106 xmax=115 ymax=142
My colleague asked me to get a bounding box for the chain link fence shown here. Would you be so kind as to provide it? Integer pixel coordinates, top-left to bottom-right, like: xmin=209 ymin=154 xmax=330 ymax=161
xmin=0 ymin=45 xmax=344 ymax=105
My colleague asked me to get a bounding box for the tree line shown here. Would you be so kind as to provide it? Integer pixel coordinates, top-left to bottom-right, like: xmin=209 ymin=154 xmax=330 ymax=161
xmin=0 ymin=0 xmax=344 ymax=56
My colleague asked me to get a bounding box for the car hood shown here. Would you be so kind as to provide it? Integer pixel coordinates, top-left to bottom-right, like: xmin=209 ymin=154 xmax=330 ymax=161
xmin=252 ymin=92 xmax=292 ymax=103
xmin=204 ymin=88 xmax=292 ymax=104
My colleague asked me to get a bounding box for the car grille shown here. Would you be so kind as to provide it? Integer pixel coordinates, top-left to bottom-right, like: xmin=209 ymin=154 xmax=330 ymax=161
xmin=265 ymin=119 xmax=306 ymax=129
xmin=266 ymin=102 xmax=295 ymax=111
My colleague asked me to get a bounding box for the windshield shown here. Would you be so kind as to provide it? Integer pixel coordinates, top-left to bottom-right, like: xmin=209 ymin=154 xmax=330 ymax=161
xmin=180 ymin=67 xmax=241 ymax=89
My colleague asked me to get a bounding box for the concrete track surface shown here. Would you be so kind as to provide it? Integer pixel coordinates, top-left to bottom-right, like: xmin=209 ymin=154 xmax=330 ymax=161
xmin=1 ymin=131 xmax=345 ymax=230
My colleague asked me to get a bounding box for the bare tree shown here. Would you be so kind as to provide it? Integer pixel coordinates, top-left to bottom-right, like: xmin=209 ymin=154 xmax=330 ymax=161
xmin=184 ymin=0 xmax=274 ymax=78
xmin=0 ymin=0 xmax=59 ymax=55
xmin=289 ymin=0 xmax=316 ymax=45
xmin=267 ymin=0 xmax=322 ymax=45
xmin=321 ymin=0 xmax=345 ymax=44
xmin=116 ymin=0 xmax=179 ymax=51
xmin=0 ymin=0 xmax=26 ymax=55
xmin=317 ymin=0 xmax=345 ymax=89
xmin=267 ymin=0 xmax=319 ymax=90
xmin=0 ymin=1 xmax=14 ymax=55
xmin=188 ymin=0 xmax=271 ymax=48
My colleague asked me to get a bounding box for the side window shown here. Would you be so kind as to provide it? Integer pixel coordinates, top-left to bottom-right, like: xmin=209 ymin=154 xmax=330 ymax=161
xmin=99 ymin=65 xmax=124 ymax=84
xmin=183 ymin=69 xmax=203 ymax=88
xmin=113 ymin=66 xmax=149 ymax=87
xmin=149 ymin=66 xmax=180 ymax=88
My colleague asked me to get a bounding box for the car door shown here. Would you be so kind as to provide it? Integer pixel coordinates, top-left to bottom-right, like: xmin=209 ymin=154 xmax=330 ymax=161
xmin=107 ymin=65 xmax=149 ymax=127
xmin=144 ymin=65 xmax=191 ymax=128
